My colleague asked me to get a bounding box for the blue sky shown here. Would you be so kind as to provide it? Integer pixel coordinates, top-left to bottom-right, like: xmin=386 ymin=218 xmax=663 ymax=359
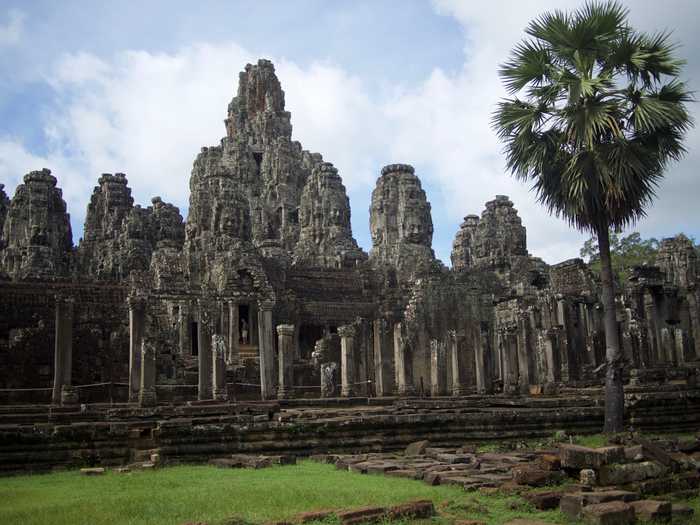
xmin=1 ymin=0 xmax=699 ymax=264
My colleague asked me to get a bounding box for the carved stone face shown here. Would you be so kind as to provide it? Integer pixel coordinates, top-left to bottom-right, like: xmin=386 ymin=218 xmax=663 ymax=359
xmin=402 ymin=216 xmax=429 ymax=245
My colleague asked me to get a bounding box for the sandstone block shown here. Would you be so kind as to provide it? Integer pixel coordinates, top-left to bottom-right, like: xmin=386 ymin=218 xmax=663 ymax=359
xmin=581 ymin=501 xmax=635 ymax=525
xmin=524 ymin=490 xmax=562 ymax=510
xmin=559 ymin=444 xmax=626 ymax=470
xmin=671 ymin=504 xmax=694 ymax=523
xmin=598 ymin=461 xmax=667 ymax=486
xmin=512 ymin=465 xmax=564 ymax=487
xmin=560 ymin=490 xmax=639 ymax=519
xmin=629 ymin=500 xmax=671 ymax=521
xmin=80 ymin=467 xmax=105 ymax=476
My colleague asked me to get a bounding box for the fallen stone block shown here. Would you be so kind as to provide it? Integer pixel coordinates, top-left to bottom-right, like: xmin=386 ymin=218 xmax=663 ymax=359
xmin=537 ymin=453 xmax=561 ymax=471
xmin=581 ymin=501 xmax=635 ymax=525
xmin=364 ymin=462 xmax=400 ymax=474
xmin=80 ymin=467 xmax=105 ymax=476
xmin=524 ymin=490 xmax=562 ymax=510
xmin=385 ymin=469 xmax=420 ymax=480
xmin=502 ymin=519 xmax=552 ymax=525
xmin=559 ymin=444 xmax=626 ymax=470
xmin=385 ymin=500 xmax=434 ymax=520
xmin=293 ymin=509 xmax=335 ymax=523
xmin=598 ymin=461 xmax=667 ymax=486
xmin=560 ymin=490 xmax=639 ymax=519
xmin=267 ymin=455 xmax=297 ymax=466
xmin=454 ymin=520 xmax=486 ymax=525
xmin=404 ymin=440 xmax=429 ymax=456
xmin=635 ymin=439 xmax=681 ymax=473
xmin=624 ymin=445 xmax=644 ymax=461
xmin=629 ymin=500 xmax=671 ymax=521
xmin=435 ymin=453 xmax=473 ymax=464
xmin=336 ymin=506 xmax=385 ymax=525
xmin=512 ymin=465 xmax=564 ymax=487
xmin=671 ymin=504 xmax=694 ymax=523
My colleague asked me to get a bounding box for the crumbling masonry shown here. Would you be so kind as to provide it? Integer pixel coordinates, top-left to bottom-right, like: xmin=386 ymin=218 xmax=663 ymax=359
xmin=0 ymin=60 xmax=698 ymax=471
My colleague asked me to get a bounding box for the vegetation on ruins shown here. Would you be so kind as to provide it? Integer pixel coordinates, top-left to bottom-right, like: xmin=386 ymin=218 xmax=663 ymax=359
xmin=580 ymin=231 xmax=700 ymax=283
xmin=492 ymin=1 xmax=693 ymax=432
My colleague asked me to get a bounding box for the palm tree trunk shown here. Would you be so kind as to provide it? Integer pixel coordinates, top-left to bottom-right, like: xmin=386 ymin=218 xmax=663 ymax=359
xmin=597 ymin=221 xmax=624 ymax=433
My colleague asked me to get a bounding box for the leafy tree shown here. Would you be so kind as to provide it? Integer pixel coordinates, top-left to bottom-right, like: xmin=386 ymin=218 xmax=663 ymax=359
xmin=580 ymin=231 xmax=659 ymax=281
xmin=492 ymin=1 xmax=692 ymax=432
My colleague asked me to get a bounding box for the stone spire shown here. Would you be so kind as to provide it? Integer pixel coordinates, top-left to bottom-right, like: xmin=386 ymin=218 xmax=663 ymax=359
xmin=185 ymin=59 xmax=323 ymax=261
xmin=451 ymin=195 xmax=527 ymax=271
xmin=451 ymin=214 xmax=479 ymax=271
xmin=293 ymin=162 xmax=366 ymax=268
xmin=0 ymin=169 xmax=73 ymax=280
xmin=0 ymin=183 xmax=9 ymax=248
xmin=77 ymin=173 xmax=184 ymax=280
xmin=224 ymin=58 xmax=293 ymax=146
xmin=369 ymin=164 xmax=436 ymax=281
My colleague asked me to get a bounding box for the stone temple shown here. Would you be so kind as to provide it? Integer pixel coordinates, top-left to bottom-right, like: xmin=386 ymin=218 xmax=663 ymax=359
xmin=1 ymin=59 xmax=699 ymax=471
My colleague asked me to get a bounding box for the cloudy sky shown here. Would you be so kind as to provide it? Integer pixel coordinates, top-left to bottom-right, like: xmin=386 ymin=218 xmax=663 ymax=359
xmin=1 ymin=0 xmax=698 ymax=264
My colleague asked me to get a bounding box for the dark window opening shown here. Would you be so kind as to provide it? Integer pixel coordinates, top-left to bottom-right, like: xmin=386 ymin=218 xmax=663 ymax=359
xmin=299 ymin=325 xmax=325 ymax=359
xmin=191 ymin=321 xmax=199 ymax=356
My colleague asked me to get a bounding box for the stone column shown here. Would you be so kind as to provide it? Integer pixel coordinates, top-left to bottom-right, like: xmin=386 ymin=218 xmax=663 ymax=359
xmin=178 ymin=301 xmax=190 ymax=355
xmin=430 ymin=339 xmax=447 ymax=396
xmin=197 ymin=300 xmax=213 ymax=400
xmin=542 ymin=328 xmax=561 ymax=387
xmin=258 ymin=301 xmax=275 ymax=399
xmin=449 ymin=330 xmax=468 ymax=396
xmin=500 ymin=327 xmax=519 ymax=395
xmin=128 ymin=295 xmax=146 ymax=403
xmin=474 ymin=322 xmax=493 ymax=394
xmin=393 ymin=322 xmax=415 ymax=395
xmin=277 ymin=324 xmax=295 ymax=399
xmin=212 ymin=334 xmax=228 ymax=401
xmin=228 ymin=301 xmax=240 ymax=364
xmin=52 ymin=294 xmax=76 ymax=405
xmin=373 ymin=319 xmax=393 ymax=397
xmin=139 ymin=338 xmax=157 ymax=407
xmin=339 ymin=324 xmax=356 ymax=397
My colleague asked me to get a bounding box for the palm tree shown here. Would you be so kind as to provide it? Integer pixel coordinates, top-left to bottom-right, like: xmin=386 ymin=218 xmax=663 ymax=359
xmin=493 ymin=1 xmax=693 ymax=432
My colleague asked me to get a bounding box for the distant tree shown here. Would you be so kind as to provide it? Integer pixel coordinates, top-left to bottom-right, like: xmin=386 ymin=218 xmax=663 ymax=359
xmin=493 ymin=1 xmax=693 ymax=432
xmin=580 ymin=231 xmax=659 ymax=281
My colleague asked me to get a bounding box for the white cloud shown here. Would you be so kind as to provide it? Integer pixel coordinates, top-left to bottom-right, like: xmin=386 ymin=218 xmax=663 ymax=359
xmin=0 ymin=8 xmax=24 ymax=46
xmin=2 ymin=1 xmax=698 ymax=263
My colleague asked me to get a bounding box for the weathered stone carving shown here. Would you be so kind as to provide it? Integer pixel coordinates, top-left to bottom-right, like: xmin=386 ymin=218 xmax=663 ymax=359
xmin=370 ymin=164 xmax=438 ymax=283
xmin=1 ymin=169 xmax=73 ymax=280
xmin=293 ymin=162 xmax=366 ymax=268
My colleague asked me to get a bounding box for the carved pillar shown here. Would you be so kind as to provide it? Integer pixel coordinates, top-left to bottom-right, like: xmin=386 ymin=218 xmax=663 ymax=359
xmin=212 ymin=334 xmax=228 ymax=401
xmin=542 ymin=328 xmax=561 ymax=387
xmin=339 ymin=324 xmax=356 ymax=397
xmin=373 ymin=319 xmax=393 ymax=397
xmin=516 ymin=315 xmax=533 ymax=393
xmin=430 ymin=339 xmax=447 ymax=396
xmin=393 ymin=322 xmax=414 ymax=396
xmin=277 ymin=324 xmax=295 ymax=399
xmin=258 ymin=301 xmax=275 ymax=400
xmin=474 ymin=322 xmax=493 ymax=394
xmin=52 ymin=295 xmax=76 ymax=405
xmin=178 ymin=301 xmax=190 ymax=355
xmin=197 ymin=300 xmax=213 ymax=400
xmin=139 ymin=338 xmax=156 ymax=407
xmin=500 ymin=327 xmax=519 ymax=395
xmin=228 ymin=301 xmax=240 ymax=364
xmin=449 ymin=330 xmax=468 ymax=396
xmin=128 ymin=295 xmax=146 ymax=403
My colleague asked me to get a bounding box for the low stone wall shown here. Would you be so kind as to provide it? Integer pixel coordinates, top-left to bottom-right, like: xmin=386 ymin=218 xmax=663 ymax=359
xmin=0 ymin=386 xmax=698 ymax=475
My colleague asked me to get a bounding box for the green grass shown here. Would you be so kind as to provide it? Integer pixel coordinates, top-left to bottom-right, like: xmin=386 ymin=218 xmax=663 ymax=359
xmin=0 ymin=461 xmax=567 ymax=525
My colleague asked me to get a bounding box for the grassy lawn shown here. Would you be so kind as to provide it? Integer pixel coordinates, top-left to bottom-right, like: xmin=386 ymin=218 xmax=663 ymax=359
xmin=0 ymin=461 xmax=566 ymax=525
